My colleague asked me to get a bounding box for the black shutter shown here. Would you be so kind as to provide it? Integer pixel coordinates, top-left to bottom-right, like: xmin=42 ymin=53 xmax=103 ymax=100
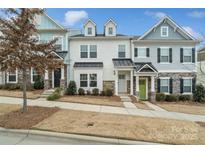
xmin=169 ymin=48 xmax=172 ymax=63
xmin=180 ymin=78 xmax=184 ymax=94
xmin=180 ymin=48 xmax=183 ymax=63
xmin=169 ymin=78 xmax=173 ymax=94
xmin=157 ymin=48 xmax=161 ymax=63
xmin=192 ymin=48 xmax=195 ymax=63
xmin=192 ymin=78 xmax=196 ymax=92
xmin=134 ymin=48 xmax=138 ymax=57
xmin=146 ymin=48 xmax=150 ymax=57
xmin=157 ymin=78 xmax=160 ymax=93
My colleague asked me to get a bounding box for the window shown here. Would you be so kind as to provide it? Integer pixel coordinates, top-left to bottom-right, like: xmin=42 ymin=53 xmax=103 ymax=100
xmin=53 ymin=36 xmax=63 ymax=51
xmin=118 ymin=45 xmax=126 ymax=58
xmin=80 ymin=74 xmax=88 ymax=87
xmin=90 ymin=74 xmax=97 ymax=87
xmin=183 ymin=79 xmax=192 ymax=93
xmin=161 ymin=26 xmax=168 ymax=37
xmin=108 ymin=27 xmax=113 ymax=35
xmin=31 ymin=68 xmax=40 ymax=83
xmin=90 ymin=45 xmax=97 ymax=58
xmin=183 ymin=48 xmax=192 ymax=63
xmin=7 ymin=70 xmax=17 ymax=83
xmin=138 ymin=48 xmax=147 ymax=58
xmin=160 ymin=79 xmax=169 ymax=93
xmin=88 ymin=27 xmax=92 ymax=35
xmin=160 ymin=48 xmax=169 ymax=63
xmin=80 ymin=45 xmax=88 ymax=58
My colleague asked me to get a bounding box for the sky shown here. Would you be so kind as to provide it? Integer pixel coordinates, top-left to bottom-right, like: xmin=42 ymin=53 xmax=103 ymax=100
xmin=46 ymin=8 xmax=205 ymax=41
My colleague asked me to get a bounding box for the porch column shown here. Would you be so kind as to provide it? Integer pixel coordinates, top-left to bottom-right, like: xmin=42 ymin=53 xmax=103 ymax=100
xmin=135 ymin=75 xmax=139 ymax=98
xmin=115 ymin=70 xmax=118 ymax=95
xmin=130 ymin=70 xmax=133 ymax=95
xmin=44 ymin=69 xmax=50 ymax=90
xmin=150 ymin=76 xmax=156 ymax=103
xmin=60 ymin=66 xmax=65 ymax=89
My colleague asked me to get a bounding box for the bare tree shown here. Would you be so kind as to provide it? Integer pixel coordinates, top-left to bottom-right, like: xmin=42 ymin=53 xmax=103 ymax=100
xmin=0 ymin=9 xmax=62 ymax=112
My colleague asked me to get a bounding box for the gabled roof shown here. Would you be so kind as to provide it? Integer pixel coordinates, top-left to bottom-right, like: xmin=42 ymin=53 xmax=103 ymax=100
xmin=83 ymin=19 xmax=96 ymax=27
xmin=43 ymin=12 xmax=66 ymax=30
xmin=138 ymin=16 xmax=196 ymax=41
xmin=135 ymin=62 xmax=158 ymax=72
xmin=104 ymin=18 xmax=117 ymax=27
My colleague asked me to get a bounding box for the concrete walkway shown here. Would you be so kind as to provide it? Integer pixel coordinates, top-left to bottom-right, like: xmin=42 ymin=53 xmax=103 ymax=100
xmin=120 ymin=95 xmax=137 ymax=109
xmin=0 ymin=96 xmax=205 ymax=122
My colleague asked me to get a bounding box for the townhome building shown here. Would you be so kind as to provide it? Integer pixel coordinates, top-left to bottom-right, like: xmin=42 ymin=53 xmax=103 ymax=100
xmin=197 ymin=46 xmax=205 ymax=87
xmin=69 ymin=16 xmax=199 ymax=102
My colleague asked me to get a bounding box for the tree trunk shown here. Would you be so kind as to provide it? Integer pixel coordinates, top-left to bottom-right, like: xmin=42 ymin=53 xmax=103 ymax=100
xmin=22 ymin=68 xmax=27 ymax=113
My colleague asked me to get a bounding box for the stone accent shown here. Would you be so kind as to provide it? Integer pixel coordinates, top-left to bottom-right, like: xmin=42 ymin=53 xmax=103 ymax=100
xmin=44 ymin=79 xmax=50 ymax=90
xmin=103 ymin=81 xmax=115 ymax=92
xmin=60 ymin=79 xmax=65 ymax=89
xmin=150 ymin=92 xmax=156 ymax=103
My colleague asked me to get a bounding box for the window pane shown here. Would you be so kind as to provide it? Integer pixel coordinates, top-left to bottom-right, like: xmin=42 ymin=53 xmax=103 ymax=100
xmin=81 ymin=52 xmax=88 ymax=58
xmin=90 ymin=81 xmax=97 ymax=87
xmin=160 ymin=79 xmax=169 ymax=93
xmin=90 ymin=74 xmax=97 ymax=80
xmin=80 ymin=81 xmax=87 ymax=87
xmin=80 ymin=74 xmax=88 ymax=87
xmin=138 ymin=48 xmax=146 ymax=57
xmin=118 ymin=45 xmax=125 ymax=52
xmin=184 ymin=56 xmax=192 ymax=62
xmin=9 ymin=75 xmax=16 ymax=82
xmin=183 ymin=48 xmax=192 ymax=62
xmin=183 ymin=79 xmax=192 ymax=93
xmin=88 ymin=28 xmax=92 ymax=35
xmin=90 ymin=52 xmax=97 ymax=58
xmin=118 ymin=52 xmax=125 ymax=58
xmin=80 ymin=74 xmax=87 ymax=80
xmin=161 ymin=56 xmax=169 ymax=62
xmin=90 ymin=45 xmax=97 ymax=52
xmin=184 ymin=86 xmax=191 ymax=93
xmin=109 ymin=27 xmax=113 ymax=34
xmin=80 ymin=45 xmax=88 ymax=52
xmin=161 ymin=86 xmax=169 ymax=93
xmin=160 ymin=48 xmax=169 ymax=62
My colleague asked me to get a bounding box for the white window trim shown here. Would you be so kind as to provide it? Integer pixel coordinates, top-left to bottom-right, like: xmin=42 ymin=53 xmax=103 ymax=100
xmin=80 ymin=45 xmax=88 ymax=58
xmin=89 ymin=45 xmax=97 ymax=58
xmin=159 ymin=77 xmax=170 ymax=94
xmin=182 ymin=77 xmax=193 ymax=94
xmin=80 ymin=73 xmax=97 ymax=88
xmin=7 ymin=69 xmax=18 ymax=83
xmin=137 ymin=47 xmax=147 ymax=58
xmin=53 ymin=36 xmax=64 ymax=51
xmin=87 ymin=27 xmax=92 ymax=35
xmin=161 ymin=26 xmax=169 ymax=37
xmin=182 ymin=47 xmax=193 ymax=64
xmin=160 ymin=47 xmax=170 ymax=64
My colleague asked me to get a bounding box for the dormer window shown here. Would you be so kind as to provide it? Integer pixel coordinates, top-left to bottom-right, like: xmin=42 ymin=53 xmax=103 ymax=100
xmin=88 ymin=27 xmax=92 ymax=35
xmin=108 ymin=27 xmax=113 ymax=35
xmin=161 ymin=26 xmax=168 ymax=37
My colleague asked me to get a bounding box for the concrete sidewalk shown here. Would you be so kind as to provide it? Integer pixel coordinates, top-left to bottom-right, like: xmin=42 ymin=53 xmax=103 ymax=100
xmin=0 ymin=96 xmax=205 ymax=122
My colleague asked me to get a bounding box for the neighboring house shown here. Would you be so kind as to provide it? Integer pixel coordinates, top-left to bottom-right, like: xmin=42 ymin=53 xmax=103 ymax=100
xmin=0 ymin=13 xmax=81 ymax=89
xmin=197 ymin=46 xmax=205 ymax=86
xmin=69 ymin=16 xmax=199 ymax=102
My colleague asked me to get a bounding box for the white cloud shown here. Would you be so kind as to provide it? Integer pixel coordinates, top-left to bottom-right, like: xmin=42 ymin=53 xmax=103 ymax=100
xmin=64 ymin=10 xmax=88 ymax=26
xmin=145 ymin=11 xmax=167 ymax=19
xmin=188 ymin=11 xmax=205 ymax=18
xmin=183 ymin=26 xmax=204 ymax=41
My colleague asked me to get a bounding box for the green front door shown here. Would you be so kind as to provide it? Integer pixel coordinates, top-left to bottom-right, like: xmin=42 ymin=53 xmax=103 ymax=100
xmin=139 ymin=79 xmax=146 ymax=100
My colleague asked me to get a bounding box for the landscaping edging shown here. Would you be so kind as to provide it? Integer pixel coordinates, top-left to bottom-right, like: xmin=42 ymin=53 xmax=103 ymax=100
xmin=0 ymin=127 xmax=160 ymax=145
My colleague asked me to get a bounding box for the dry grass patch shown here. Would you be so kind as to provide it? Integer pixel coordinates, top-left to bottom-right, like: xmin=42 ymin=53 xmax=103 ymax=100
xmin=0 ymin=106 xmax=59 ymax=129
xmin=0 ymin=103 xmax=21 ymax=116
xmin=58 ymin=95 xmax=123 ymax=107
xmin=130 ymin=96 xmax=152 ymax=110
xmin=34 ymin=109 xmax=204 ymax=144
xmin=157 ymin=102 xmax=205 ymax=115
xmin=0 ymin=90 xmax=43 ymax=99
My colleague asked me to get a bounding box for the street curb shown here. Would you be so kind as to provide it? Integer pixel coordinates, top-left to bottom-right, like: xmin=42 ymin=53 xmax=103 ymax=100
xmin=0 ymin=127 xmax=159 ymax=145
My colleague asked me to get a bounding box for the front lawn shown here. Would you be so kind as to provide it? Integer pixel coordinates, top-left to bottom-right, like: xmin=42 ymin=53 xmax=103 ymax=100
xmin=0 ymin=103 xmax=21 ymax=116
xmin=0 ymin=89 xmax=43 ymax=99
xmin=156 ymin=102 xmax=205 ymax=115
xmin=58 ymin=95 xmax=123 ymax=107
xmin=34 ymin=109 xmax=205 ymax=144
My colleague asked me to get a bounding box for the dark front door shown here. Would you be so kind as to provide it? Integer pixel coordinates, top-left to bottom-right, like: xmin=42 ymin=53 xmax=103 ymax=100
xmin=54 ymin=68 xmax=61 ymax=88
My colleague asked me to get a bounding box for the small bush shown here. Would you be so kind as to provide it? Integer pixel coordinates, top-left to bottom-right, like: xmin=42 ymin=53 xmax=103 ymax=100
xmin=105 ymin=89 xmax=113 ymax=97
xmin=55 ymin=87 xmax=62 ymax=94
xmin=165 ymin=94 xmax=178 ymax=102
xmin=3 ymin=83 xmax=21 ymax=90
xmin=156 ymin=93 xmax=166 ymax=102
xmin=178 ymin=95 xmax=192 ymax=101
xmin=78 ymin=88 xmax=85 ymax=95
xmin=193 ymin=84 xmax=205 ymax=103
xmin=33 ymin=76 xmax=44 ymax=89
xmin=66 ymin=81 xmax=77 ymax=95
xmin=100 ymin=91 xmax=106 ymax=96
xmin=87 ymin=90 xmax=91 ymax=95
xmin=92 ymin=88 xmax=99 ymax=96
xmin=47 ymin=92 xmax=60 ymax=101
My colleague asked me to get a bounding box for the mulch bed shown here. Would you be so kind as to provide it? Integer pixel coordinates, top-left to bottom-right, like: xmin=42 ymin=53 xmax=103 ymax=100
xmin=0 ymin=106 xmax=59 ymax=129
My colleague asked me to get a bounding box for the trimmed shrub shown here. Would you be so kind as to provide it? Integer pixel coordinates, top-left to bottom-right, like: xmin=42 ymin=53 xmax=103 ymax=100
xmin=87 ymin=90 xmax=91 ymax=95
xmin=193 ymin=84 xmax=205 ymax=103
xmin=178 ymin=95 xmax=192 ymax=101
xmin=165 ymin=94 xmax=178 ymax=102
xmin=92 ymin=88 xmax=99 ymax=96
xmin=100 ymin=91 xmax=106 ymax=96
xmin=78 ymin=88 xmax=85 ymax=95
xmin=66 ymin=81 xmax=77 ymax=95
xmin=105 ymin=89 xmax=113 ymax=97
xmin=3 ymin=83 xmax=21 ymax=90
xmin=156 ymin=93 xmax=166 ymax=102
xmin=55 ymin=88 xmax=62 ymax=95
xmin=33 ymin=76 xmax=44 ymax=89
xmin=47 ymin=92 xmax=60 ymax=101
